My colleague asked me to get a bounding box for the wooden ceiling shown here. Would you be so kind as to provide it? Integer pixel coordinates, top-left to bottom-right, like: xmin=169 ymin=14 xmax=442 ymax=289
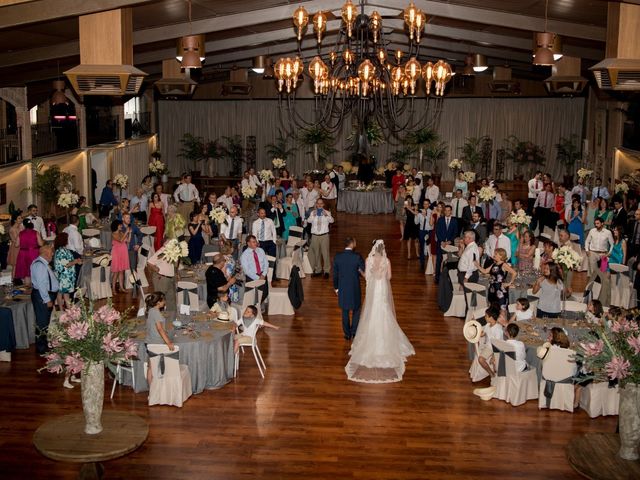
xmin=0 ymin=0 xmax=612 ymax=93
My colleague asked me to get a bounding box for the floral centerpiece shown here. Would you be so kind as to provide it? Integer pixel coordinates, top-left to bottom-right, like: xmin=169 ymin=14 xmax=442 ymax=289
xmin=577 ymin=168 xmax=593 ymax=180
xmin=576 ymin=312 xmax=640 ymax=460
xmin=552 ymin=245 xmax=582 ymax=270
xmin=209 ymin=206 xmax=227 ymax=224
xmin=272 ymin=158 xmax=286 ymax=169
xmin=462 ymin=171 xmax=476 ymax=183
xmin=403 ymin=164 xmax=412 ymax=173
xmin=161 ymin=238 xmax=189 ymax=264
xmin=241 ymin=185 xmax=257 ymax=199
xmin=448 ymin=158 xmax=462 ymax=171
xmin=57 ymin=191 xmax=79 ymax=209
xmin=259 ymin=169 xmax=274 ymax=183
xmin=615 ymin=182 xmax=629 ymax=195
xmin=41 ymin=300 xmax=136 ymax=434
xmin=386 ymin=162 xmax=396 ymax=171
xmin=478 ymin=186 xmax=497 ymax=203
xmin=341 ymin=161 xmax=353 ymax=174
xmin=149 ymin=159 xmax=168 ymax=176
xmin=508 ymin=208 xmax=532 ymax=233
xmin=325 ymin=162 xmax=334 ymax=171
xmin=113 ymin=174 xmax=128 ymax=189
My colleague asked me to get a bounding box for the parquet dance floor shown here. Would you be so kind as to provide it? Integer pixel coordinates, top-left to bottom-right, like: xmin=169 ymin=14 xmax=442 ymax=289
xmin=0 ymin=213 xmax=616 ymax=479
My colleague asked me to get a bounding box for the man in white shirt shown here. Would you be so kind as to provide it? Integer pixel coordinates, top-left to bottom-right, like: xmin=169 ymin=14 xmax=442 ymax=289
xmin=458 ymin=230 xmax=480 ymax=284
xmin=63 ymin=215 xmax=84 ymax=256
xmin=415 ymin=199 xmax=432 ymax=271
xmin=147 ymin=241 xmax=176 ymax=312
xmin=252 ymin=207 xmax=277 ymax=259
xmin=585 ymin=217 xmax=614 ymax=282
xmin=534 ymin=182 xmax=556 ymax=234
xmin=484 ymin=223 xmax=511 ymax=267
xmin=411 ymin=178 xmax=422 ymax=205
xmin=336 ymin=166 xmax=346 ymax=191
xmin=304 ymin=180 xmax=320 ymax=215
xmin=451 ymin=189 xmax=468 ymax=234
xmin=130 ymin=187 xmax=149 ymax=223
xmin=571 ymin=177 xmax=589 ymax=204
xmin=219 ymin=205 xmax=243 ymax=258
xmin=218 ymin=187 xmax=234 ymax=211
xmin=173 ymin=174 xmax=199 ymax=222
xmin=527 ymin=171 xmax=543 ymax=218
xmin=424 ymin=177 xmax=440 ymax=204
xmin=321 ymin=174 xmax=338 ymax=218
xmin=26 ymin=204 xmax=47 ymax=239
xmin=247 ymin=168 xmax=261 ymax=189
xmin=293 ymin=190 xmax=306 ymax=224
xmin=308 ymin=198 xmax=334 ymax=278
xmin=591 ymin=178 xmax=610 ymax=201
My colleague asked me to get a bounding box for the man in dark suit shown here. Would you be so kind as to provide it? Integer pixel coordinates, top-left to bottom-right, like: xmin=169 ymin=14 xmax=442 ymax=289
xmin=469 ymin=211 xmax=488 ymax=246
xmin=333 ymin=237 xmax=365 ymax=340
xmin=435 ymin=204 xmax=458 ymax=284
xmin=612 ymin=197 xmax=627 ymax=235
xmin=628 ymin=208 xmax=640 ymax=261
xmin=461 ymin=194 xmax=484 ymax=231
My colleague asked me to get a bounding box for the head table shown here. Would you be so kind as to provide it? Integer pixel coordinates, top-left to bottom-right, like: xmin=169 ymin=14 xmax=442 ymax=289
xmin=337 ymin=187 xmax=394 ymax=215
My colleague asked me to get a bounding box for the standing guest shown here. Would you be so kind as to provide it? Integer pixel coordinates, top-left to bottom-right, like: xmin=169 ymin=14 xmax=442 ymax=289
xmin=627 ymin=209 xmax=640 ymax=260
xmin=595 ymin=197 xmax=612 ymax=227
xmin=391 ymin=169 xmax=405 ymax=199
xmin=608 ymin=225 xmax=627 ymax=265
xmin=267 ymin=178 xmax=283 ymax=197
xmin=498 ymin=191 xmax=512 ymax=224
xmin=30 ymin=244 xmax=59 ymax=354
xmin=534 ymin=182 xmax=556 ymax=233
xmin=153 ymin=183 xmax=170 ymax=214
xmin=280 ymin=169 xmax=293 ymax=191
xmin=542 ymin=173 xmax=555 ymax=191
xmin=218 ymin=187 xmax=234 ymax=211
xmin=205 ymin=254 xmax=236 ymax=308
xmin=469 ymin=211 xmax=488 ymax=246
xmin=144 ymin=292 xmax=175 ymax=386
xmin=15 ymin=219 xmax=43 ymax=286
xmin=130 ymin=187 xmax=148 ymax=224
xmin=99 ymin=180 xmax=118 ymax=219
xmin=527 ymin=171 xmax=543 ymax=217
xmin=424 ymin=176 xmax=440 ymax=204
xmin=240 ymin=235 xmax=269 ymax=305
xmin=308 ymin=198 xmax=334 ymax=278
xmin=567 ymin=198 xmax=586 ymax=246
xmin=230 ymin=186 xmax=242 ymax=207
xmin=282 ymin=193 xmax=300 ymax=241
xmin=187 ymin=212 xmax=206 ymax=264
xmin=247 ymin=168 xmax=261 ymax=190
xmin=219 ymin=240 xmax=240 ymax=304
xmin=53 ymin=232 xmax=81 ymax=310
xmin=612 ymin=197 xmax=627 ymax=235
xmin=476 ymin=248 xmax=516 ymax=310
xmin=321 ymin=174 xmax=338 ymax=218
xmin=454 ymin=171 xmax=469 ymax=198
xmin=268 ymin=195 xmax=285 ymax=238
xmin=141 ymin=175 xmax=155 ymax=198
xmin=591 ymin=178 xmax=610 ymax=201
xmin=219 ymin=206 xmax=243 ymax=257
xmin=571 ymin=177 xmax=589 ymax=204
xmin=585 ymin=197 xmax=599 ymax=232
xmin=411 ymin=178 xmax=423 ymax=205
xmin=415 ymin=199 xmax=432 ymax=272
xmin=428 ymin=202 xmax=443 ymax=275
xmin=504 ymin=218 xmax=520 ymax=267
xmin=458 ymin=230 xmax=480 ymax=284
xmin=480 ymin=197 xmax=501 ymax=229
xmin=462 ymin=194 xmax=484 ymax=231
xmin=26 ymin=204 xmax=47 ymax=239
xmin=483 ymin=223 xmax=512 ymax=267
xmin=7 ymin=211 xmax=23 ymax=278
xmin=116 ymin=198 xmax=130 ymax=220
xmin=333 ymin=237 xmax=365 ymax=340
xmin=147 ymin=241 xmax=177 ymax=312
xmin=304 ymin=180 xmax=321 ymax=219
xmin=557 ymin=184 xmax=572 ymax=223
xmin=532 ymin=262 xmax=563 ymax=318
xmin=110 ymin=220 xmax=130 ymax=294
xmin=293 ymin=190 xmax=305 ymax=227
xmin=64 ymin=215 xmax=84 ymax=257
xmin=173 ymin=173 xmax=199 ymax=222
xmin=434 ymin=204 xmax=458 ymax=284
xmin=195 ymin=203 xmax=214 ymax=243
xmin=516 ymin=230 xmax=536 ymax=272
xmin=451 ymin=189 xmax=468 ymax=227
xmin=394 ymin=185 xmax=407 ymax=239
xmin=122 ymin=213 xmax=142 ymax=278
xmin=627 ymin=197 xmax=639 ymax=232
xmin=403 ymin=197 xmax=419 ymax=260
xmin=252 ymin=207 xmax=277 ymax=259
xmin=336 ymin=166 xmax=346 ymax=191
xmin=147 ymin=193 xmax=166 ymax=251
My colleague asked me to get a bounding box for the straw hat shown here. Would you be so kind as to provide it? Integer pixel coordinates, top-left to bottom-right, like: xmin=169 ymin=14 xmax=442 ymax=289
xmin=217 ymin=311 xmax=230 ymax=322
xmin=463 ymin=320 xmax=483 ymax=344
xmin=473 ymin=386 xmax=496 ymax=401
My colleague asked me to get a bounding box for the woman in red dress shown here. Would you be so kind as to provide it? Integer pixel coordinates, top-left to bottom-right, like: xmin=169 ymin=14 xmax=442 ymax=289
xmin=14 ymin=219 xmax=44 ymax=285
xmin=391 ymin=169 xmax=406 ymax=199
xmin=147 ymin=192 xmax=165 ymax=251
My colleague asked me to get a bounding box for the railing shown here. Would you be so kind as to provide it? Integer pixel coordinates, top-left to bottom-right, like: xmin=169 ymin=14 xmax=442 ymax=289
xmin=87 ymin=113 xmax=118 ymax=146
xmin=0 ymin=126 xmax=21 ymax=165
xmin=32 ymin=122 xmax=80 ymax=158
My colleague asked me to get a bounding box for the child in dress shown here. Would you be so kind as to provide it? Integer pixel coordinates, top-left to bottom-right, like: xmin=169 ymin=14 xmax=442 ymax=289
xmin=478 ymin=306 xmax=504 ymax=377
xmin=509 ymin=297 xmax=534 ymax=323
xmin=504 ymin=323 xmax=527 ymax=372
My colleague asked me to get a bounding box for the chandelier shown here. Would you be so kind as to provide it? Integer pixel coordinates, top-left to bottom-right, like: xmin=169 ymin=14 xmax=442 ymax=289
xmin=274 ymin=0 xmax=452 ymax=140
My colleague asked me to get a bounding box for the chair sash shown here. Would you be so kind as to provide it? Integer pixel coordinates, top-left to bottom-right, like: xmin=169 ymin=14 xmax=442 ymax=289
xmin=492 ymin=344 xmax=516 ymax=377
xmin=245 ymin=286 xmax=259 ymax=305
xmin=464 ymin=286 xmax=483 ymax=308
xmin=177 ymin=234 xmax=186 ymax=242
xmin=177 ymin=286 xmax=198 ymax=306
xmin=83 ymin=232 xmax=100 ymax=239
xmin=542 ymin=375 xmax=574 ymax=408
xmin=92 ymin=262 xmax=108 ymax=282
xmin=147 ymin=349 xmax=179 ymax=376
xmin=289 ymin=228 xmax=303 ymax=240
xmin=141 ymin=233 xmax=154 ymax=247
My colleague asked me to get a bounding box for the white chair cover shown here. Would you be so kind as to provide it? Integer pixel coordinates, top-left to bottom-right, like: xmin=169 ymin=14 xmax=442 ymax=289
xmin=444 ymin=269 xmax=466 ymax=317
xmin=579 ymin=382 xmax=620 ymax=418
xmin=609 ymin=263 xmax=634 ymax=308
xmin=203 ymin=251 xmax=216 ymax=265
xmin=176 ymin=280 xmax=200 ymax=315
xmin=147 ymin=344 xmax=192 ymax=407
xmin=276 ymin=241 xmax=306 ymax=280
xmin=82 ymin=228 xmax=102 ymax=249
xmin=240 ymin=279 xmax=265 ymax=312
xmin=464 ymin=282 xmax=488 ymax=310
xmin=89 ymin=254 xmax=112 ymax=300
xmin=140 ymin=226 xmax=157 ymax=255
xmin=285 ymin=226 xmax=304 ymax=256
xmin=563 ymin=300 xmax=587 ymax=313
xmin=538 ymin=346 xmax=577 ymax=412
xmin=490 ymin=339 xmax=539 ymax=406
xmin=266 ymin=255 xmax=295 ymax=316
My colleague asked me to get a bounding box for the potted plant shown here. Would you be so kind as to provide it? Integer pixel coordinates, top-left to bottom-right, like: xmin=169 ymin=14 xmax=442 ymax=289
xmin=555 ymin=134 xmax=581 ymax=187
xmin=423 ymin=140 xmax=448 ymax=184
xmin=406 ymin=127 xmax=437 ymax=170
xmin=221 ymin=135 xmax=244 ymax=177
xmin=204 ymin=139 xmax=224 ymax=177
xmin=177 ymin=133 xmax=206 ymax=176
xmin=265 ymin=131 xmax=297 ymax=173
xmin=298 ymin=125 xmax=336 ymax=167
xmin=29 ymin=159 xmax=74 ymax=216
xmin=504 ymin=135 xmax=545 ymax=180
xmin=459 ymin=136 xmax=485 ymax=172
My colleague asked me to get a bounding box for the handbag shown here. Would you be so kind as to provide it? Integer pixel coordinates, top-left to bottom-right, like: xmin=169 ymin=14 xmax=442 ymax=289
xmin=599 ymin=255 xmax=609 ymax=273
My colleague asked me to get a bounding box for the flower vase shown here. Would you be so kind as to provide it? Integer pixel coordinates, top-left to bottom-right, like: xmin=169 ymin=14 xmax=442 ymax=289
xmin=161 ymin=174 xmax=168 ymax=183
xmin=81 ymin=361 xmax=105 ymax=435
xmin=619 ymin=383 xmax=640 ymax=461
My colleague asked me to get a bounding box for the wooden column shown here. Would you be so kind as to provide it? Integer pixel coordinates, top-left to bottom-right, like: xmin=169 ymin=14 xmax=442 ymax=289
xmin=65 ymin=88 xmax=87 ymax=148
xmin=112 ymin=104 xmax=125 ymax=141
xmin=0 ymin=86 xmax=31 ymax=161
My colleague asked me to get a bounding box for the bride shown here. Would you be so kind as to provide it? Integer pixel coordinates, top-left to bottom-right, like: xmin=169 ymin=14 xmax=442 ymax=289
xmin=345 ymin=239 xmax=415 ymax=383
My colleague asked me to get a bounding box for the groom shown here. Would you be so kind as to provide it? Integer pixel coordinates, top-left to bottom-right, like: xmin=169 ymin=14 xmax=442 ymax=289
xmin=333 ymin=237 xmax=365 ymax=340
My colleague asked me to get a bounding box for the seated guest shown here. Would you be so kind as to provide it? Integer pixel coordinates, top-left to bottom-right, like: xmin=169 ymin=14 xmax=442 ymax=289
xmin=130 ymin=187 xmax=148 ymax=223
xmin=205 ymin=254 xmax=236 ymax=308
xmin=532 ymin=262 xmax=563 ymax=318
xmin=585 ymin=299 xmax=604 ymax=324
xmin=477 ymin=306 xmax=503 ymax=378
xmin=208 ymin=291 xmax=231 ymax=316
xmin=504 ymin=323 xmax=527 ymax=372
xmin=509 ymin=297 xmax=534 ymax=322
xmin=548 ymin=326 xmax=570 ymax=349
xmin=144 ymin=292 xmax=174 ymax=385
xmin=234 ymin=305 xmax=279 ymax=353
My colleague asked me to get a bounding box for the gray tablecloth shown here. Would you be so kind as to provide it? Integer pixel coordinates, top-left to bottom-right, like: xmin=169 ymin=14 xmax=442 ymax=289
xmin=337 ymin=189 xmax=394 ymax=215
xmin=78 ymin=251 xmax=111 ymax=298
xmin=122 ymin=314 xmax=235 ymax=394
xmin=0 ymin=298 xmax=35 ymax=349
xmin=100 ymin=227 xmax=112 ymax=251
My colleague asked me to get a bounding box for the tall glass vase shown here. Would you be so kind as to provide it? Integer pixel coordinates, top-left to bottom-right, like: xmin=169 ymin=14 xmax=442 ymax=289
xmin=81 ymin=361 xmax=105 ymax=435
xmin=619 ymin=383 xmax=640 ymax=460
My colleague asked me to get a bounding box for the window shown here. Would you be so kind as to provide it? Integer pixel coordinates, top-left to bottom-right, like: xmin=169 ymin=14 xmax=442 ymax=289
xmin=30 ymin=106 xmax=38 ymax=125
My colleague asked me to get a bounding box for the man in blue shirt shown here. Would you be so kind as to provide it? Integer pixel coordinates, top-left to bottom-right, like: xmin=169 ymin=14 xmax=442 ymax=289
xmin=240 ymin=235 xmax=269 ymax=306
xmin=30 ymin=245 xmax=59 ymax=354
xmin=99 ymin=179 xmax=118 ymax=219
xmin=122 ymin=213 xmax=143 ymax=296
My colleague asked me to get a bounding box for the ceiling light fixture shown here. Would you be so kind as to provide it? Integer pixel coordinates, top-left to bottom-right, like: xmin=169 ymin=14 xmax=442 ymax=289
xmin=252 ymin=55 xmax=266 ymax=74
xmin=472 ymin=53 xmax=488 ymax=72
xmin=533 ymin=0 xmax=556 ymax=66
xmin=179 ymin=1 xmax=204 ymax=69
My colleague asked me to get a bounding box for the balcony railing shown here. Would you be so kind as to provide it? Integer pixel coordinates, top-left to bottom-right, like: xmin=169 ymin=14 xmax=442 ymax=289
xmin=0 ymin=127 xmax=21 ymax=165
xmin=32 ymin=121 xmax=80 ymax=158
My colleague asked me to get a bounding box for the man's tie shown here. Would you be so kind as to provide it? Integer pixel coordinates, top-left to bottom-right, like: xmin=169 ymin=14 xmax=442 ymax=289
xmin=253 ymin=250 xmax=262 ymax=276
xmin=536 ymin=180 xmax=540 ymax=190
xmin=445 ymin=217 xmax=449 ymax=230
xmin=260 ymin=220 xmax=265 ymax=241
xmin=455 ymin=200 xmax=459 ymax=217
xmin=229 ymin=218 xmax=235 ymax=240
xmin=485 ymin=203 xmax=490 ymax=219
xmin=495 ymin=236 xmax=499 ymax=252
xmin=595 ymin=187 xmax=599 ymax=198
xmin=422 ymin=216 xmax=427 ymax=231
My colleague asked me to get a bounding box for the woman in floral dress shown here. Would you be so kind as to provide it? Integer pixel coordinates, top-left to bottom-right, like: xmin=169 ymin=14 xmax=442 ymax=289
xmin=53 ymin=232 xmax=81 ymax=310
xmin=220 ymin=240 xmax=240 ymax=303
xmin=476 ymin=248 xmax=517 ymax=310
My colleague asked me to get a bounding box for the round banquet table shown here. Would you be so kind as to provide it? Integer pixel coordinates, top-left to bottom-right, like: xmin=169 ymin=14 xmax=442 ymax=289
xmin=337 ymin=188 xmax=394 ymax=215
xmin=121 ymin=312 xmax=236 ymax=394
xmin=0 ymin=291 xmax=35 ymax=349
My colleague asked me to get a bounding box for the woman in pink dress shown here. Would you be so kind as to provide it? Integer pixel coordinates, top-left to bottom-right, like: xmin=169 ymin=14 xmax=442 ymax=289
xmin=110 ymin=220 xmax=131 ymax=293
xmin=7 ymin=212 xmax=24 ymax=278
xmin=14 ymin=218 xmax=43 ymax=285
xmin=147 ymin=192 xmax=165 ymax=251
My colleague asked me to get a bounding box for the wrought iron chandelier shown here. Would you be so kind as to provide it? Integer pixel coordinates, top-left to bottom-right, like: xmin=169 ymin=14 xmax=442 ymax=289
xmin=274 ymin=0 xmax=452 ymax=140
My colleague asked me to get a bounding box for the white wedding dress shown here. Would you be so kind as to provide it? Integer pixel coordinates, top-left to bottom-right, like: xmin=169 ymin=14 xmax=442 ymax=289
xmin=345 ymin=241 xmax=415 ymax=383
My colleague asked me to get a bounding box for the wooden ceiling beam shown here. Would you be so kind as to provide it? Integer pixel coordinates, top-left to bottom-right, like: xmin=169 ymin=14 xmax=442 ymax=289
xmin=0 ymin=0 xmax=154 ymax=30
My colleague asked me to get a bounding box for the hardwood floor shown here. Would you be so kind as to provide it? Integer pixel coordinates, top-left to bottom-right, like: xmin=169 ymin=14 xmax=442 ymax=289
xmin=0 ymin=213 xmax=617 ymax=479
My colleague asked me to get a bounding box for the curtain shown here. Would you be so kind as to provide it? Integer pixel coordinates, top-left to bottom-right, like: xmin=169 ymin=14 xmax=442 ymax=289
xmin=110 ymin=140 xmax=150 ymax=194
xmin=158 ymin=97 xmax=584 ymax=182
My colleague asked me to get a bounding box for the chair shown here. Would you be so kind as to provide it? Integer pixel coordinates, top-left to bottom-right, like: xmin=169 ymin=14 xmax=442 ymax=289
xmin=490 ymin=339 xmax=538 ymax=406
xmin=123 ymin=245 xmax=150 ymax=290
xmin=444 ymin=269 xmax=466 ymax=317
xmin=285 ymin=226 xmax=304 ymax=256
xmin=538 ymin=346 xmax=577 ymax=412
xmin=82 ymin=228 xmax=102 ymax=249
xmin=609 ymin=263 xmax=635 ymax=308
xmin=140 ymin=226 xmax=157 ymax=255
xmin=147 ymin=344 xmax=192 ymax=407
xmin=238 ymin=279 xmax=265 ymax=313
xmin=89 ymin=254 xmax=112 ymax=300
xmin=203 ymin=251 xmax=216 ymax=265
xmin=579 ymin=382 xmax=620 ymax=418
xmin=265 ymin=255 xmax=295 ymax=316
xmin=234 ymin=323 xmax=266 ymax=379
xmin=176 ymin=281 xmax=200 ymax=315
xmin=110 ymin=360 xmax=135 ymax=399
xmin=563 ymin=300 xmax=587 ymax=314
xmin=570 ymin=279 xmax=601 ymax=304
xmin=464 ymin=282 xmax=488 ymax=310
xmin=276 ymin=240 xmax=306 ymax=280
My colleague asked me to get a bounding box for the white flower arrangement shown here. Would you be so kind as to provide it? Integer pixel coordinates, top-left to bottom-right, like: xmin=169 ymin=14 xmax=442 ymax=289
xmin=241 ymin=185 xmax=257 ymax=198
xmin=508 ymin=208 xmax=531 ymax=227
xmin=258 ymin=169 xmax=274 ymax=182
xmin=341 ymin=161 xmax=353 ymax=173
xmin=403 ymin=164 xmax=412 ymax=172
xmin=615 ymin=182 xmax=629 ymax=194
xmin=478 ymin=186 xmax=497 ymax=202
xmin=209 ymin=206 xmax=227 ymax=224
xmin=577 ymin=168 xmax=593 ymax=180
xmin=325 ymin=162 xmax=334 ymax=170
xmin=148 ymin=159 xmax=167 ymax=175
xmin=374 ymin=167 xmax=385 ymax=175
xmin=448 ymin=158 xmax=462 ymax=170
xmin=161 ymin=238 xmax=189 ymax=264
xmin=272 ymin=158 xmax=286 ymax=169
xmin=462 ymin=171 xmax=476 ymax=183
xmin=386 ymin=162 xmax=396 ymax=171
xmin=113 ymin=174 xmax=128 ymax=189
xmin=552 ymin=245 xmax=582 ymax=270
xmin=0 ymin=224 xmax=5 ymax=235
xmin=57 ymin=191 xmax=79 ymax=209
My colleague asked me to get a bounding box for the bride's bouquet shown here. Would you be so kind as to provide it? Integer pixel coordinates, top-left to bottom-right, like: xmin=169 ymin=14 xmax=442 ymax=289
xmin=552 ymin=245 xmax=582 ymax=271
